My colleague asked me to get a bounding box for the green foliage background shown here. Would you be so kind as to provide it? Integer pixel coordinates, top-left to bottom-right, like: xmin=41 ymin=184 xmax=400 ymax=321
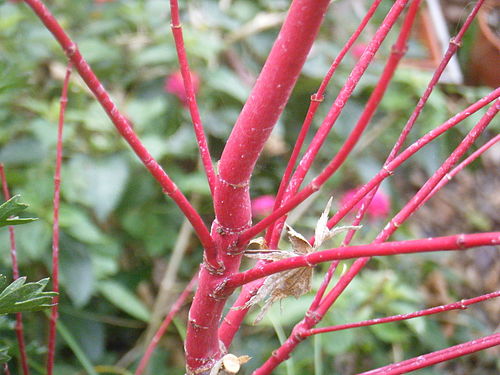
xmin=0 ymin=0 xmax=498 ymax=374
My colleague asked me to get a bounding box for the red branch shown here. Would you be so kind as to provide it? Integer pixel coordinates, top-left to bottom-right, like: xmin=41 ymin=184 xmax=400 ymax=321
xmin=358 ymin=333 xmax=500 ymax=375
xmin=221 ymin=232 xmax=500 ymax=291
xmin=46 ymin=61 xmax=72 ymax=375
xmin=21 ymin=0 xmax=217 ymax=269
xmin=169 ymin=0 xmax=216 ymax=195
xmin=0 ymin=166 xmax=30 ymax=375
xmin=304 ymin=291 xmax=500 ymax=336
xmin=135 ymin=276 xmax=197 ymax=375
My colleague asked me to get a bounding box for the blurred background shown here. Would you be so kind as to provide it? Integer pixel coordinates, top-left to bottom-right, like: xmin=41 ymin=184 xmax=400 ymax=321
xmin=0 ymin=0 xmax=498 ymax=374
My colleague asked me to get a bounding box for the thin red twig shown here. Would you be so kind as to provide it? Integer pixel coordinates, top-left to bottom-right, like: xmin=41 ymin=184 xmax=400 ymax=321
xmin=266 ymin=0 xmax=384 ymax=245
xmin=135 ymin=276 xmax=197 ymax=375
xmin=241 ymin=88 xmax=499 ymax=243
xmin=0 ymin=166 xmax=30 ymax=375
xmin=2 ymin=364 xmax=11 ymax=375
xmin=250 ymin=99 xmax=498 ymax=374
xmin=267 ymin=0 xmax=410 ymax=248
xmin=46 ymin=60 xmax=72 ymax=375
xmin=306 ymin=0 xmax=422 ymax=313
xmin=358 ymin=333 xmax=500 ymax=375
xmin=220 ymin=232 xmax=500 ymax=291
xmin=388 ymin=0 xmax=485 ymax=161
xmin=21 ymin=0 xmax=218 ymax=270
xmin=424 ymin=134 xmax=500 ymax=206
xmin=304 ymin=291 xmax=500 ymax=336
xmin=169 ymin=0 xmax=216 ymax=196
xmin=312 ymin=0 xmax=484 ymax=312
xmin=315 ymin=99 xmax=499 ymax=320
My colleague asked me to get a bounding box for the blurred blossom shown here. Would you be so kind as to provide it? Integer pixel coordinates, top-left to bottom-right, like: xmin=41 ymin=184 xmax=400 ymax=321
xmin=340 ymin=188 xmax=390 ymax=219
xmin=251 ymin=195 xmax=276 ymax=217
xmin=95 ymin=0 xmax=116 ymax=3
xmin=351 ymin=43 xmax=368 ymax=60
xmin=164 ymin=71 xmax=200 ymax=106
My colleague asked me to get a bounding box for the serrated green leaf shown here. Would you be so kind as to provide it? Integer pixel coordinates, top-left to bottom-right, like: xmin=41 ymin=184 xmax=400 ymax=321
xmin=0 ymin=276 xmax=26 ymax=299
xmin=0 ymin=195 xmax=37 ymax=228
xmin=0 ymin=346 xmax=10 ymax=364
xmin=0 ymin=276 xmax=57 ymax=315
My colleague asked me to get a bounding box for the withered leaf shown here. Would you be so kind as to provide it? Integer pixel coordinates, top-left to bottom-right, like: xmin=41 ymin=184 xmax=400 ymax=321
xmin=241 ymin=198 xmax=361 ymax=324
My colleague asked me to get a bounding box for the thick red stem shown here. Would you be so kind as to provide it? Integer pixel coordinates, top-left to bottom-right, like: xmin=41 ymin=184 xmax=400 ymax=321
xmin=185 ymin=1 xmax=331 ymax=373
xmin=46 ymin=61 xmax=72 ymax=375
xmin=0 ymin=166 xmax=30 ymax=375
xmin=358 ymin=333 xmax=500 ymax=375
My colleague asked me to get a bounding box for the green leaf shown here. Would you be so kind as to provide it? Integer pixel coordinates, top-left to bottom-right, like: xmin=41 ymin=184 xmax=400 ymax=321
xmin=97 ymin=280 xmax=150 ymax=322
xmin=0 ymin=275 xmax=56 ymax=315
xmin=0 ymin=195 xmax=37 ymax=228
xmin=0 ymin=346 xmax=10 ymax=364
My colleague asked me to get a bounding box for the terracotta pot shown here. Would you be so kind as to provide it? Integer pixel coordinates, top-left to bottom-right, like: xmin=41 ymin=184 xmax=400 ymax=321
xmin=468 ymin=0 xmax=500 ymax=87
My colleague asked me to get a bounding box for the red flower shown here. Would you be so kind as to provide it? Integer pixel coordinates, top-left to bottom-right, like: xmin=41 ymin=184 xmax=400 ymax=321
xmin=164 ymin=71 xmax=200 ymax=106
xmin=251 ymin=195 xmax=276 ymax=218
xmin=340 ymin=188 xmax=390 ymax=220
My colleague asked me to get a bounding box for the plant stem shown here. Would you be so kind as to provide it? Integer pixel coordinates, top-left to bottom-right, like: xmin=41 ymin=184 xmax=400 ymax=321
xmin=21 ymin=0 xmax=218 ymax=270
xmin=169 ymin=0 xmax=216 ymax=195
xmin=221 ymin=232 xmax=500 ymax=290
xmin=358 ymin=333 xmax=500 ymax=375
xmin=304 ymin=290 xmax=500 ymax=336
xmin=46 ymin=60 xmax=72 ymax=375
xmin=0 ymin=165 xmax=30 ymax=375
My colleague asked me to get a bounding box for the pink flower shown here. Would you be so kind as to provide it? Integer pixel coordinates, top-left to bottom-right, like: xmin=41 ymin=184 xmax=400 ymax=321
xmin=164 ymin=71 xmax=200 ymax=106
xmin=350 ymin=43 xmax=368 ymax=61
xmin=95 ymin=0 xmax=116 ymax=3
xmin=251 ymin=195 xmax=276 ymax=217
xmin=340 ymin=188 xmax=390 ymax=220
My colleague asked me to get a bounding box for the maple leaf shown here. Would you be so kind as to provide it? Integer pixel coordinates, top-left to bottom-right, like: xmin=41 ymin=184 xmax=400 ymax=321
xmin=242 ymin=198 xmax=360 ymax=323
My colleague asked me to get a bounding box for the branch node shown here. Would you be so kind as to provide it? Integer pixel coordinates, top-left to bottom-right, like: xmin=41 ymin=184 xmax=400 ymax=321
xmin=188 ymin=317 xmax=210 ymax=331
xmin=456 ymin=233 xmax=466 ymax=249
xmin=65 ymin=42 xmax=77 ymax=58
xmin=390 ymin=44 xmax=408 ymax=56
xmin=218 ymin=175 xmax=250 ymax=190
xmin=305 ymin=310 xmax=321 ymax=325
xmin=310 ymin=93 xmax=324 ymax=103
xmin=383 ymin=165 xmax=394 ymax=175
xmin=203 ymin=256 xmax=225 ymax=276
xmin=171 ymin=22 xmax=182 ymax=29
xmin=449 ymin=37 xmax=462 ymax=48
